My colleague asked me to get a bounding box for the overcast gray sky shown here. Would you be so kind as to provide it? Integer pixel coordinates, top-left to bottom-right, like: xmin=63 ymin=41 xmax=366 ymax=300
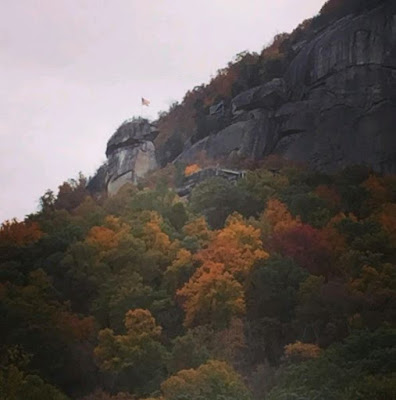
xmin=1 ymin=0 xmax=324 ymax=223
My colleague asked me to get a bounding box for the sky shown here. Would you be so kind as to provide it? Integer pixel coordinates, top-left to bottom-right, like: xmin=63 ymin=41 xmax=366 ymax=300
xmin=0 ymin=0 xmax=324 ymax=223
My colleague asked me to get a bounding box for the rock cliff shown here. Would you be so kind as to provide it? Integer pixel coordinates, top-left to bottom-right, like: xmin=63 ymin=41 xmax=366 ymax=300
xmin=105 ymin=118 xmax=158 ymax=195
xmin=176 ymin=1 xmax=396 ymax=173
xmin=94 ymin=0 xmax=396 ymax=195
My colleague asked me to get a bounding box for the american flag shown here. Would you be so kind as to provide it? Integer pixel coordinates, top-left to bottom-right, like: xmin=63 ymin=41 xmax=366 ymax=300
xmin=141 ymin=97 xmax=150 ymax=106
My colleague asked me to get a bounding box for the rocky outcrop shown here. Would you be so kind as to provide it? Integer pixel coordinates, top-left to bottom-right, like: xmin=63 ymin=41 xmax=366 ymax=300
xmin=175 ymin=1 xmax=396 ymax=173
xmin=105 ymin=119 xmax=158 ymax=195
xmin=93 ymin=1 xmax=396 ymax=197
xmin=231 ymin=78 xmax=287 ymax=113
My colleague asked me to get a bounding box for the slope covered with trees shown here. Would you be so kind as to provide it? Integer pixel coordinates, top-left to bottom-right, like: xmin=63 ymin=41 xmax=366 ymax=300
xmin=1 ymin=157 xmax=395 ymax=399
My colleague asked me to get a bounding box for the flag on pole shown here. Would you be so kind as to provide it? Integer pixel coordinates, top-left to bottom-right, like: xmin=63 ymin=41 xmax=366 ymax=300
xmin=141 ymin=97 xmax=150 ymax=106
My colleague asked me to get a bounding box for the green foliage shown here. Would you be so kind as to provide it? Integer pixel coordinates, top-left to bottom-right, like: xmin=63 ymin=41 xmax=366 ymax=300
xmin=161 ymin=360 xmax=252 ymax=400
xmin=95 ymin=309 xmax=167 ymax=395
xmin=190 ymin=177 xmax=252 ymax=228
xmin=0 ymin=365 xmax=69 ymax=400
xmin=246 ymin=256 xmax=308 ymax=323
xmin=167 ymin=328 xmax=210 ymax=374
xmin=267 ymin=328 xmax=396 ymax=400
xmin=2 ymin=161 xmax=395 ymax=399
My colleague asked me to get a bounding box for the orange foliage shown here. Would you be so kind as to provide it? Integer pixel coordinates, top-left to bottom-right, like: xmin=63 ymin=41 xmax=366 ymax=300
xmin=321 ymin=213 xmax=348 ymax=255
xmin=177 ymin=262 xmax=245 ymax=328
xmin=86 ymin=216 xmax=130 ymax=250
xmin=196 ymin=213 xmax=268 ymax=277
xmin=284 ymin=341 xmax=321 ymax=361
xmin=261 ymin=198 xmax=301 ymax=235
xmin=185 ymin=164 xmax=201 ymax=176
xmin=0 ymin=219 xmax=43 ymax=245
xmin=86 ymin=226 xmax=119 ymax=250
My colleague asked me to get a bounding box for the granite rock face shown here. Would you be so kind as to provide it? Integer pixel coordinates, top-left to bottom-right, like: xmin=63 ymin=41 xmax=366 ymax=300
xmin=106 ymin=119 xmax=158 ymax=195
xmin=175 ymin=2 xmax=396 ymax=173
xmin=95 ymin=2 xmax=396 ymax=197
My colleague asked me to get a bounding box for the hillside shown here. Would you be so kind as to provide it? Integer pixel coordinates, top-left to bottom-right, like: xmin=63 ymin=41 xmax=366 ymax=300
xmin=1 ymin=160 xmax=396 ymax=399
xmin=1 ymin=1 xmax=396 ymax=399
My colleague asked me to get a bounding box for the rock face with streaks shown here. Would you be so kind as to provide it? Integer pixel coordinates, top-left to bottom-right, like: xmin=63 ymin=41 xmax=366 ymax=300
xmin=105 ymin=118 xmax=158 ymax=195
xmin=92 ymin=1 xmax=396 ymax=197
xmin=174 ymin=1 xmax=396 ymax=173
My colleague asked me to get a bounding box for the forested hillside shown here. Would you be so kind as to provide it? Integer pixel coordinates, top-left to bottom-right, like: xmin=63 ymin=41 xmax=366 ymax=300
xmin=1 ymin=158 xmax=395 ymax=399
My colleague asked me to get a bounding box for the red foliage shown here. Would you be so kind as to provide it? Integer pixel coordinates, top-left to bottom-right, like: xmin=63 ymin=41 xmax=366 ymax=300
xmin=271 ymin=224 xmax=333 ymax=278
xmin=315 ymin=185 xmax=341 ymax=209
xmin=56 ymin=311 xmax=96 ymax=341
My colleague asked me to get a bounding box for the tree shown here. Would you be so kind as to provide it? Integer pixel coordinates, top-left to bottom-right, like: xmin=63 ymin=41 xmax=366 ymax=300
xmin=161 ymin=360 xmax=252 ymax=400
xmin=163 ymin=248 xmax=195 ymax=293
xmin=143 ymin=212 xmax=172 ymax=255
xmin=86 ymin=216 xmax=131 ymax=251
xmin=246 ymin=256 xmax=308 ymax=323
xmin=244 ymin=256 xmax=308 ymax=364
xmin=184 ymin=164 xmax=201 ymax=176
xmin=167 ymin=328 xmax=211 ymax=374
xmin=260 ymin=198 xmax=301 ymax=237
xmin=196 ymin=213 xmax=268 ymax=278
xmin=166 ymin=202 xmax=188 ymax=231
xmin=54 ymin=174 xmax=88 ymax=212
xmin=0 ymin=219 xmax=43 ymax=246
xmin=94 ymin=309 xmax=166 ymax=395
xmin=177 ymin=262 xmax=245 ymax=329
xmin=271 ymin=224 xmax=333 ymax=278
xmin=267 ymin=328 xmax=396 ymax=400
xmin=0 ymin=365 xmax=69 ymax=400
xmin=182 ymin=216 xmax=212 ymax=250
xmin=284 ymin=341 xmax=321 ymax=362
xmin=189 ymin=177 xmax=248 ymax=228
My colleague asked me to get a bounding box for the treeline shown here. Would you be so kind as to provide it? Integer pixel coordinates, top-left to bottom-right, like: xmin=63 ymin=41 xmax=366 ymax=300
xmin=1 ymin=158 xmax=395 ymax=399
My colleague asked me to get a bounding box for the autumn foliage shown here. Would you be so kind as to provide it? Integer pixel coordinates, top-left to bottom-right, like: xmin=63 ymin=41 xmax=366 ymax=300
xmin=184 ymin=164 xmax=201 ymax=176
xmin=0 ymin=219 xmax=43 ymax=245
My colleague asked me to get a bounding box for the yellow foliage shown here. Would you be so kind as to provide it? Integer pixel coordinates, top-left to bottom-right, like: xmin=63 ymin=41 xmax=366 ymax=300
xmin=284 ymin=341 xmax=321 ymax=361
xmin=161 ymin=360 xmax=251 ymax=400
xmin=94 ymin=309 xmax=162 ymax=372
xmin=177 ymin=262 xmax=245 ymax=328
xmin=143 ymin=212 xmax=171 ymax=254
xmin=183 ymin=217 xmax=213 ymax=247
xmin=124 ymin=308 xmax=162 ymax=339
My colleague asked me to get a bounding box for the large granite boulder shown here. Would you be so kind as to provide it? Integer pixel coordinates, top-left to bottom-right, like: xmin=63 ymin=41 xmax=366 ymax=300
xmin=232 ymin=78 xmax=287 ymax=113
xmin=106 ymin=118 xmax=158 ymax=195
xmin=175 ymin=110 xmax=274 ymax=162
xmin=175 ymin=1 xmax=396 ymax=173
xmin=277 ymin=1 xmax=396 ymax=172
